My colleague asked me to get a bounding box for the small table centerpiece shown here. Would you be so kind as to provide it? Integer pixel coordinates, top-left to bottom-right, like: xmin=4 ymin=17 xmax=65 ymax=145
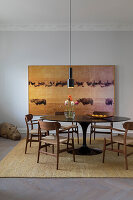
xmin=64 ymin=95 xmax=78 ymax=119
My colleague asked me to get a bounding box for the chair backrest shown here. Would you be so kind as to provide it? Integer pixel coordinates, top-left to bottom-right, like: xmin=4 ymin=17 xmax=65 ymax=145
xmin=25 ymin=114 xmax=34 ymax=130
xmin=39 ymin=121 xmax=61 ymax=131
xmin=123 ymin=122 xmax=133 ymax=130
xmin=25 ymin=114 xmax=33 ymax=122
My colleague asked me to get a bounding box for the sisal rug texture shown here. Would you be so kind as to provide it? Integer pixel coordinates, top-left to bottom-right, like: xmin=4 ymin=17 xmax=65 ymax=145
xmin=0 ymin=138 xmax=133 ymax=177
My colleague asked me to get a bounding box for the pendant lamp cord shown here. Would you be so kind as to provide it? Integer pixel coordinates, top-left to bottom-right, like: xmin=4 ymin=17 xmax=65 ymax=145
xmin=70 ymin=0 xmax=71 ymax=66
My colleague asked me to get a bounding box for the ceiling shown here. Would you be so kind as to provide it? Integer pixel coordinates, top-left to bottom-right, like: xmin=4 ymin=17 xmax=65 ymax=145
xmin=0 ymin=0 xmax=133 ymax=31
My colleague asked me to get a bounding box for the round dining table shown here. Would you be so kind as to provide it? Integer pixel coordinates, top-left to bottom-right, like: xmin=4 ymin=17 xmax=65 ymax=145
xmin=40 ymin=115 xmax=130 ymax=155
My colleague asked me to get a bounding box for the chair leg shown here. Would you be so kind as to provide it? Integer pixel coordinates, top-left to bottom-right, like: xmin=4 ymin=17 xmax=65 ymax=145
xmin=118 ymin=143 xmax=120 ymax=156
xmin=94 ymin=129 xmax=95 ymax=140
xmin=102 ymin=138 xmax=106 ymax=163
xmin=77 ymin=127 xmax=79 ymax=144
xmin=46 ymin=131 xmax=49 ymax=136
xmin=56 ymin=144 xmax=59 ymax=170
xmin=124 ymin=145 xmax=128 ymax=170
xmin=37 ymin=142 xmax=41 ymax=163
xmin=72 ymin=138 xmax=75 ymax=162
xmin=67 ymin=131 xmax=70 ymax=150
xmin=124 ymin=156 xmax=128 ymax=170
xmin=90 ymin=128 xmax=92 ymax=144
xmin=25 ymin=138 xmax=28 ymax=154
xmin=30 ymin=135 xmax=32 ymax=147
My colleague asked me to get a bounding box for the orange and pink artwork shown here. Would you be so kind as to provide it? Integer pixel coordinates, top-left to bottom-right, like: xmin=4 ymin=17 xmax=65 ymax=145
xmin=28 ymin=65 xmax=115 ymax=115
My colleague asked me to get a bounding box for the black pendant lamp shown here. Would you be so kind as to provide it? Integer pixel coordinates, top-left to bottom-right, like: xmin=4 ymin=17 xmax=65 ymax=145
xmin=67 ymin=0 xmax=74 ymax=88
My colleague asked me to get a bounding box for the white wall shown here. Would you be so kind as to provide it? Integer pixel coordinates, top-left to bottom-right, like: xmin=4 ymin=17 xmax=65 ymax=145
xmin=0 ymin=31 xmax=133 ymax=129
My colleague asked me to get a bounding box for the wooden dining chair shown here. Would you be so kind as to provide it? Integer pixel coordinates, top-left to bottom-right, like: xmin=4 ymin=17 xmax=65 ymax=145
xmin=90 ymin=111 xmax=113 ymax=144
xmin=102 ymin=122 xmax=133 ymax=170
xmin=55 ymin=112 xmax=79 ymax=144
xmin=25 ymin=114 xmax=47 ymax=154
xmin=37 ymin=120 xmax=75 ymax=170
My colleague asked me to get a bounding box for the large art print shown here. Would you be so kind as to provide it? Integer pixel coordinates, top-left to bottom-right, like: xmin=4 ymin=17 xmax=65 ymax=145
xmin=28 ymin=65 xmax=115 ymax=115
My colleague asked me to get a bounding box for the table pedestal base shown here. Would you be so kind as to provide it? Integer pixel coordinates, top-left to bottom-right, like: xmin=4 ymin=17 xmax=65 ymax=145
xmin=69 ymin=146 xmax=102 ymax=155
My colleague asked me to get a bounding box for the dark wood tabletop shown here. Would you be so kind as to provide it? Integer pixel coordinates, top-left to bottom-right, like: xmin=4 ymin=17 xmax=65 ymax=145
xmin=41 ymin=115 xmax=130 ymax=123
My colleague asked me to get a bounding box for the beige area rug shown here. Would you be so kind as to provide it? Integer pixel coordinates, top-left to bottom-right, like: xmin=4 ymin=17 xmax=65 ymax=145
xmin=0 ymin=138 xmax=133 ymax=177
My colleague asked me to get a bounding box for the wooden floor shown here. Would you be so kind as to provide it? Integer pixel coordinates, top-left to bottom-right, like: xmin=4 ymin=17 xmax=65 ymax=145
xmin=0 ymin=135 xmax=133 ymax=200
xmin=0 ymin=178 xmax=133 ymax=200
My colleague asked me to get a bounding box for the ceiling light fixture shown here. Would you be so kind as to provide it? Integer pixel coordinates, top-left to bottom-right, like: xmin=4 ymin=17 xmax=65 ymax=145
xmin=67 ymin=0 xmax=74 ymax=88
